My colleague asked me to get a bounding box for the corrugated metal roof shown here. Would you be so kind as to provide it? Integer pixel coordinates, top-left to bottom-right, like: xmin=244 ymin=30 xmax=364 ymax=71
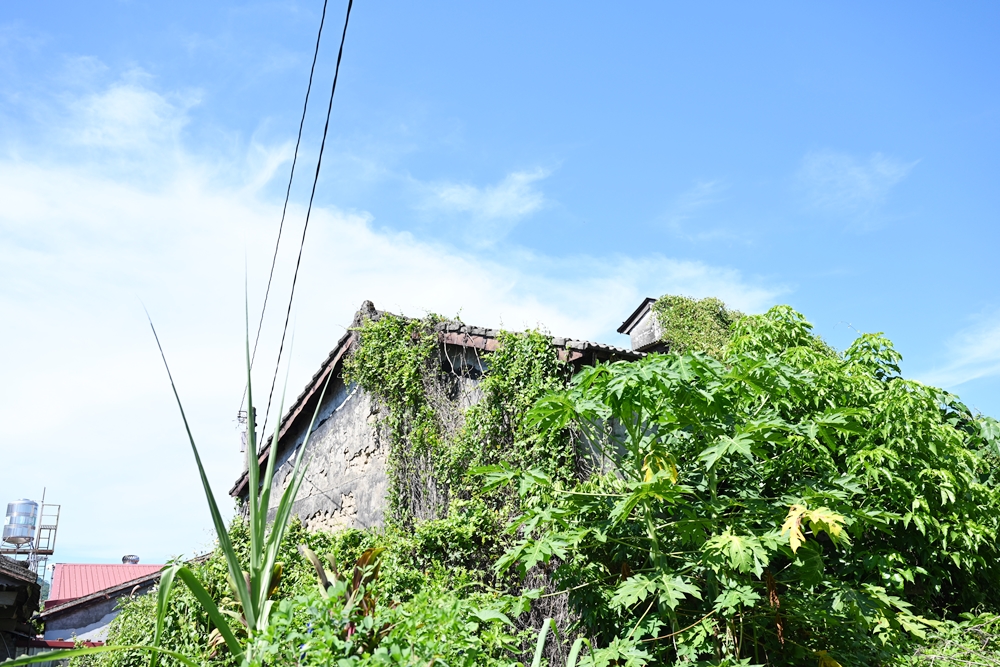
xmin=48 ymin=564 xmax=162 ymax=606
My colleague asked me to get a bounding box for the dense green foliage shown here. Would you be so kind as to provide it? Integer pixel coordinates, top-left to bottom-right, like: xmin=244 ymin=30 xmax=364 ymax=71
xmin=32 ymin=299 xmax=1000 ymax=667
xmin=652 ymin=295 xmax=744 ymax=357
xmin=485 ymin=305 xmax=1000 ymax=665
xmin=449 ymin=328 xmax=576 ymax=498
xmin=72 ymin=508 xmax=523 ymax=667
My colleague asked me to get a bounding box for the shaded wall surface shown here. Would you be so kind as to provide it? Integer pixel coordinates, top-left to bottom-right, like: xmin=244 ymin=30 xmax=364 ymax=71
xmin=41 ymin=577 xmax=157 ymax=642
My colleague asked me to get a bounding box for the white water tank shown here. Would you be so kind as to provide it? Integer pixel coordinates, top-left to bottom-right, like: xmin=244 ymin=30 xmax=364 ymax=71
xmin=3 ymin=499 xmax=39 ymax=546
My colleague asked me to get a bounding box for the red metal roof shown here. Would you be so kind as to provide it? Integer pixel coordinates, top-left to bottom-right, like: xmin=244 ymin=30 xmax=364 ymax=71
xmin=48 ymin=564 xmax=163 ymax=606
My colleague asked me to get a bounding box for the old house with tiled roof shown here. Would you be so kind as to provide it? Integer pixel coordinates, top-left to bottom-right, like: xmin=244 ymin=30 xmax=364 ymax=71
xmin=0 ymin=555 xmax=40 ymax=661
xmin=229 ymin=299 xmax=653 ymax=531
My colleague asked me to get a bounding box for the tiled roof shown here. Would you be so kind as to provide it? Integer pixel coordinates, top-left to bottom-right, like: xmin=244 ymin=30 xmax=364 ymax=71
xmin=0 ymin=554 xmax=36 ymax=585
xmin=47 ymin=564 xmax=163 ymax=606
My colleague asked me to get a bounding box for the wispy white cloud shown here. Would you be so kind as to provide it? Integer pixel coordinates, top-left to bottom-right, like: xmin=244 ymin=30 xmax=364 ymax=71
xmin=798 ymin=150 xmax=917 ymax=220
xmin=0 ymin=70 xmax=782 ymax=565
xmin=429 ymin=168 xmax=548 ymax=219
xmin=662 ymin=180 xmax=746 ymax=242
xmin=420 ymin=167 xmax=550 ymax=244
xmin=918 ymin=313 xmax=1000 ymax=389
xmin=67 ymin=78 xmax=198 ymax=151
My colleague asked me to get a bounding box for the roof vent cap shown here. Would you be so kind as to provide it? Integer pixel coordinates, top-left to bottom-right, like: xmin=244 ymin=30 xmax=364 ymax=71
xmin=122 ymin=555 xmax=140 ymax=564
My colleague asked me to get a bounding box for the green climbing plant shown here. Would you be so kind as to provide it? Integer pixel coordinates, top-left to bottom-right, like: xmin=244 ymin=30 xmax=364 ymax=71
xmin=344 ymin=314 xmax=574 ymax=527
xmin=342 ymin=313 xmax=446 ymax=526
xmin=651 ymin=294 xmax=744 ymax=358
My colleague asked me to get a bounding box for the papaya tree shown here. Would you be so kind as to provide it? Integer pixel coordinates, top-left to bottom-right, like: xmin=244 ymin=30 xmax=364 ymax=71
xmin=483 ymin=306 xmax=1000 ymax=666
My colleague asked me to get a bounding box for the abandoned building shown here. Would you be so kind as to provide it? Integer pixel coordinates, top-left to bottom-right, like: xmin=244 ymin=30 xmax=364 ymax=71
xmin=229 ymin=298 xmax=662 ymax=530
xmin=0 ymin=555 xmax=40 ymax=661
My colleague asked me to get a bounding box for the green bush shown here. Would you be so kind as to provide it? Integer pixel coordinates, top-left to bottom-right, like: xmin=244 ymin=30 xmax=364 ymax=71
xmin=50 ymin=301 xmax=1000 ymax=667
xmin=485 ymin=305 xmax=1000 ymax=665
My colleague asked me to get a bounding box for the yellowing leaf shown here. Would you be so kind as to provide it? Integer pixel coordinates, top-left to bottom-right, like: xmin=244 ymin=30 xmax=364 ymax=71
xmin=815 ymin=649 xmax=843 ymax=667
xmin=642 ymin=453 xmax=678 ymax=484
xmin=805 ymin=507 xmax=847 ymax=545
xmin=781 ymin=504 xmax=807 ymax=553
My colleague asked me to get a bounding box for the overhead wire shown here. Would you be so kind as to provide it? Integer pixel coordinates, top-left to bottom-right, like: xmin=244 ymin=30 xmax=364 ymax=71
xmin=259 ymin=0 xmax=354 ymax=444
xmin=239 ymin=0 xmax=333 ymax=415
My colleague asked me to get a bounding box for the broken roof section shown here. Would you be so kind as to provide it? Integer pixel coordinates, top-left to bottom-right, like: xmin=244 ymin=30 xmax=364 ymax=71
xmin=230 ymin=300 xmax=641 ymax=499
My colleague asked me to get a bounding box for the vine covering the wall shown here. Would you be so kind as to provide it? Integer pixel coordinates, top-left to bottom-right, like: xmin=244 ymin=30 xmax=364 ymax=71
xmin=448 ymin=329 xmax=575 ymax=497
xmin=344 ymin=313 xmax=574 ymax=529
xmin=652 ymin=294 xmax=744 ymax=358
xmin=342 ymin=313 xmax=446 ymax=527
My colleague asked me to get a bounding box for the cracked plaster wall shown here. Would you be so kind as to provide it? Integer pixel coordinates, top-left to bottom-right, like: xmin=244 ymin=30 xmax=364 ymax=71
xmin=259 ymin=343 xmax=488 ymax=532
xmin=265 ymin=375 xmax=388 ymax=530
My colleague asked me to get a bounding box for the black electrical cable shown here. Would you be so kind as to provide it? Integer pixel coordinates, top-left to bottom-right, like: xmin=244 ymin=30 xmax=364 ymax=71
xmin=239 ymin=0 xmax=332 ymax=417
xmin=259 ymin=0 xmax=353 ymax=444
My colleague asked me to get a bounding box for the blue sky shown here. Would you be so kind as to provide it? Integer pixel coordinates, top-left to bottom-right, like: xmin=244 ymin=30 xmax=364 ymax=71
xmin=2 ymin=2 xmax=998 ymax=567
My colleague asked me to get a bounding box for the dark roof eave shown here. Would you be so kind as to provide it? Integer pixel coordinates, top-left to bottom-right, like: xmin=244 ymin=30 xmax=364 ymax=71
xmin=617 ymin=297 xmax=657 ymax=335
xmin=0 ymin=555 xmax=38 ymax=585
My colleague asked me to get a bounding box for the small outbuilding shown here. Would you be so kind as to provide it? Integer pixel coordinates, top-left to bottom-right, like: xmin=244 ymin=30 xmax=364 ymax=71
xmin=39 ymin=563 xmax=163 ymax=643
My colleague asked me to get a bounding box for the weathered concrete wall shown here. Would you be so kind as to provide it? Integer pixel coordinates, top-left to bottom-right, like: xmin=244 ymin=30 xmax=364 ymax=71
xmin=266 ymin=375 xmax=389 ymax=530
xmin=44 ymin=597 xmax=118 ymax=636
xmin=263 ymin=342 xmax=488 ymax=530
xmin=627 ymin=306 xmax=663 ymax=352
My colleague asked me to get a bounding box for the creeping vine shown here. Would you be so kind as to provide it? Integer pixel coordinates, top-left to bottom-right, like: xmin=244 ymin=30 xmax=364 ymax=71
xmin=344 ymin=314 xmax=573 ymax=529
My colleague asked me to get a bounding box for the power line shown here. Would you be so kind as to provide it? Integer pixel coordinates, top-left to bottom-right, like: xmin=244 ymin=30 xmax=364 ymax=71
xmin=259 ymin=0 xmax=354 ymax=444
xmin=240 ymin=0 xmax=333 ymax=414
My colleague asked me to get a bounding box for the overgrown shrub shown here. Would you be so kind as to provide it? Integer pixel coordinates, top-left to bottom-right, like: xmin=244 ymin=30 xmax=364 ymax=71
xmin=54 ymin=300 xmax=1000 ymax=667
xmin=485 ymin=305 xmax=1000 ymax=665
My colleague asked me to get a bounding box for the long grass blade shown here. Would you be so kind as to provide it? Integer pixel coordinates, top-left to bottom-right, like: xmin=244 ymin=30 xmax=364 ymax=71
xmin=244 ymin=298 xmax=262 ymax=613
xmin=147 ymin=314 xmax=256 ymax=630
xmin=253 ymin=367 xmax=290 ymax=611
xmin=174 ymin=567 xmax=245 ymax=661
xmin=298 ymin=545 xmax=331 ymax=594
xmin=258 ymin=369 xmax=333 ymax=626
xmin=566 ymin=636 xmax=590 ymax=667
xmin=530 ymin=618 xmax=553 ymax=667
xmin=257 ymin=362 xmax=291 ymax=527
xmin=148 ymin=562 xmax=179 ymax=667
xmin=1 ymin=644 xmax=201 ymax=667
